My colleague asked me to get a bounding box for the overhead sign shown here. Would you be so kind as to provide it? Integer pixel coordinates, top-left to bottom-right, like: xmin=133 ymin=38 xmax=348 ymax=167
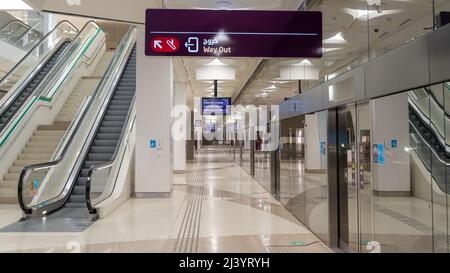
xmin=145 ymin=9 xmax=323 ymax=58
xmin=202 ymin=97 xmax=231 ymax=116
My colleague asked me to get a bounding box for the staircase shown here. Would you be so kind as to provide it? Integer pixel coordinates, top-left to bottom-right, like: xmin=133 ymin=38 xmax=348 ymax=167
xmin=0 ymin=50 xmax=115 ymax=203
xmin=0 ymin=122 xmax=67 ymax=203
xmin=57 ymin=51 xmax=114 ymax=122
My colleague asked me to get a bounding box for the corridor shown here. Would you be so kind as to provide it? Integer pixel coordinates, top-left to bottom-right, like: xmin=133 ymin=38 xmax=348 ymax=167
xmin=0 ymin=146 xmax=331 ymax=253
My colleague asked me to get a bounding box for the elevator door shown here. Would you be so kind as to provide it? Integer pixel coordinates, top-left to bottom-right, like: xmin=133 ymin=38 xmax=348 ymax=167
xmin=337 ymin=106 xmax=358 ymax=252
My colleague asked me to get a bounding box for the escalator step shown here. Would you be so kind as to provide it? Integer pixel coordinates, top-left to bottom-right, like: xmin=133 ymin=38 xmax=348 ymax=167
xmin=68 ymin=194 xmax=86 ymax=204
xmin=87 ymin=153 xmax=113 ymax=161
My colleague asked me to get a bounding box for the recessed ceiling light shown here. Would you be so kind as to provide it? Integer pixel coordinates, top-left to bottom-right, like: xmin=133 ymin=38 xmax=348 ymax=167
xmin=205 ymin=58 xmax=227 ymax=66
xmin=291 ymin=59 xmax=313 ymax=66
xmin=255 ymin=92 xmax=269 ymax=98
xmin=268 ymin=80 xmax=291 ymax=84
xmin=264 ymin=85 xmax=277 ymax=90
xmin=324 ymin=32 xmax=346 ymax=44
xmin=324 ymin=48 xmax=340 ymax=53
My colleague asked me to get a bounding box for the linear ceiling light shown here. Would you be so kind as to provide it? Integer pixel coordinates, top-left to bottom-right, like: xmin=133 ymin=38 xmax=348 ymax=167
xmin=0 ymin=0 xmax=32 ymax=10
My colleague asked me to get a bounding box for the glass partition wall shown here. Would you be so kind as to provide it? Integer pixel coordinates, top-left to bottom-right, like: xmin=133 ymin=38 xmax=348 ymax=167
xmin=272 ymin=86 xmax=450 ymax=253
xmin=279 ymin=113 xmax=329 ymax=244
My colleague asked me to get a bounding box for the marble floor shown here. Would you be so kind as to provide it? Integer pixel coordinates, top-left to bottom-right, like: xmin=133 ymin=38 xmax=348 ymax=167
xmin=0 ymin=146 xmax=332 ymax=253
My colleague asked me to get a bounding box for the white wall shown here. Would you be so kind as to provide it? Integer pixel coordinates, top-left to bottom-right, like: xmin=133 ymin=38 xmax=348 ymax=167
xmin=371 ymin=92 xmax=410 ymax=193
xmin=135 ymin=26 xmax=173 ymax=196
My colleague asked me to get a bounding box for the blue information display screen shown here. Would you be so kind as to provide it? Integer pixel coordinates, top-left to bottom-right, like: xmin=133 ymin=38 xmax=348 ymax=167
xmin=202 ymin=97 xmax=231 ymax=115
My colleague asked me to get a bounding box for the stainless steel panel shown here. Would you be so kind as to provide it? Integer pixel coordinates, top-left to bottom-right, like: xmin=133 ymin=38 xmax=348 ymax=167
xmin=365 ymin=35 xmax=429 ymax=99
xmin=429 ymin=24 xmax=450 ymax=84
xmin=322 ymin=66 xmax=365 ymax=109
xmin=327 ymin=109 xmax=339 ymax=248
xmin=280 ymin=86 xmax=323 ymax=120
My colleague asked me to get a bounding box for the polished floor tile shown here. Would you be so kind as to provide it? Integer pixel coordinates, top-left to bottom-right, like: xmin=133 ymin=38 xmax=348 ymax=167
xmin=0 ymin=146 xmax=331 ymax=253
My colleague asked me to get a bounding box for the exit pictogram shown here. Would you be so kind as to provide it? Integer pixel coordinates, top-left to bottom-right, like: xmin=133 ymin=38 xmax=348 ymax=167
xmin=150 ymin=37 xmax=180 ymax=52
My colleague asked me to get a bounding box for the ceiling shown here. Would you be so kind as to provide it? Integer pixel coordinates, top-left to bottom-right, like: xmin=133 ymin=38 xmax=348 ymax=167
xmin=24 ymin=0 xmax=450 ymax=107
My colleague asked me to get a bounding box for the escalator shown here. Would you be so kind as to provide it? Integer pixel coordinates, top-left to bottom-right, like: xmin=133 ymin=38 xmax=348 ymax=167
xmin=15 ymin=27 xmax=137 ymax=228
xmin=408 ymin=91 xmax=449 ymax=194
xmin=0 ymin=42 xmax=70 ymax=131
xmin=0 ymin=20 xmax=78 ymax=100
xmin=66 ymin=46 xmax=136 ymax=210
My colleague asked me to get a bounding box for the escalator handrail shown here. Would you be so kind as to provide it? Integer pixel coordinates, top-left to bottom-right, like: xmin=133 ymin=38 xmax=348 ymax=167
xmin=0 ymin=20 xmax=79 ymax=85
xmin=0 ymin=19 xmax=31 ymax=33
xmin=420 ymin=86 xmax=450 ymax=119
xmin=409 ymin=120 xmax=449 ymax=194
xmin=0 ymin=21 xmax=101 ymax=147
xmin=12 ymin=22 xmax=42 ymax=48
xmin=18 ymin=97 xmax=92 ymax=214
xmin=17 ymin=26 xmax=136 ymax=214
xmin=86 ymin=96 xmax=136 ymax=213
xmin=408 ymin=95 xmax=448 ymax=153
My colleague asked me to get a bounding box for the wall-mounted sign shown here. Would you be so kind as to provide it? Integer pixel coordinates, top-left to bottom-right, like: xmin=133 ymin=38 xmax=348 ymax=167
xmin=391 ymin=139 xmax=397 ymax=148
xmin=145 ymin=9 xmax=323 ymax=58
xmin=202 ymin=97 xmax=231 ymax=116
xmin=149 ymin=139 xmax=157 ymax=149
xmin=378 ymin=144 xmax=385 ymax=165
xmin=374 ymin=144 xmax=385 ymax=165
xmin=373 ymin=144 xmax=378 ymax=164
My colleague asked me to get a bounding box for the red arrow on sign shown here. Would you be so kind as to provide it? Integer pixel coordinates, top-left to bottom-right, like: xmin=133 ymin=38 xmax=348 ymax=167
xmin=150 ymin=37 xmax=180 ymax=52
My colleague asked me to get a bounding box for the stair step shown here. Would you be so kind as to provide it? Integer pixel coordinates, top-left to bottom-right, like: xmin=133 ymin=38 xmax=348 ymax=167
xmin=18 ymin=153 xmax=53 ymax=160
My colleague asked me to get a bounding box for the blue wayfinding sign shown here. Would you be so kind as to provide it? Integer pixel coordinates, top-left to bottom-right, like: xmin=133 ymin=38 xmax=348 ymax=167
xmin=391 ymin=139 xmax=397 ymax=148
xmin=202 ymin=97 xmax=231 ymax=115
xmin=150 ymin=139 xmax=157 ymax=149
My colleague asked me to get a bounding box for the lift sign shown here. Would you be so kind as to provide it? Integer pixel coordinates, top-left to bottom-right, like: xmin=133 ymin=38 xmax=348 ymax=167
xmin=145 ymin=9 xmax=323 ymax=58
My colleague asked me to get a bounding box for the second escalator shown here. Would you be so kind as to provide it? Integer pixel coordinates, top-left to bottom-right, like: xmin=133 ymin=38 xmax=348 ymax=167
xmin=61 ymin=46 xmax=136 ymax=212
xmin=0 ymin=41 xmax=71 ymax=131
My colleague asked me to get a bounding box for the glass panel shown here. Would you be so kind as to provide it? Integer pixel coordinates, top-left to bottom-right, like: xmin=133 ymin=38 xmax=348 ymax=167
xmin=0 ymin=20 xmax=30 ymax=44
xmin=435 ymin=0 xmax=450 ymax=28
xmin=371 ymin=91 xmax=433 ymax=252
xmin=368 ymin=0 xmax=433 ymax=59
xmin=281 ymin=116 xmax=305 ymax=221
xmin=304 ymin=110 xmax=328 ymax=243
xmin=322 ymin=1 xmax=370 ymax=82
xmin=446 ymin=82 xmax=450 ymax=254
xmin=279 ymin=118 xmax=293 ymax=206
xmin=356 ymin=103 xmax=373 ymax=253
xmin=428 ymin=84 xmax=448 ymax=252
xmin=0 ymin=21 xmax=77 ymax=96
xmin=242 ymin=127 xmax=251 ymax=175
xmin=254 ymin=132 xmax=271 ymax=192
xmin=337 ymin=106 xmax=358 ymax=252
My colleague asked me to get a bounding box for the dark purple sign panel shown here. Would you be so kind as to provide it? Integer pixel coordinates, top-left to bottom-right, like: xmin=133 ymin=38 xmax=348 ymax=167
xmin=145 ymin=9 xmax=323 ymax=58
